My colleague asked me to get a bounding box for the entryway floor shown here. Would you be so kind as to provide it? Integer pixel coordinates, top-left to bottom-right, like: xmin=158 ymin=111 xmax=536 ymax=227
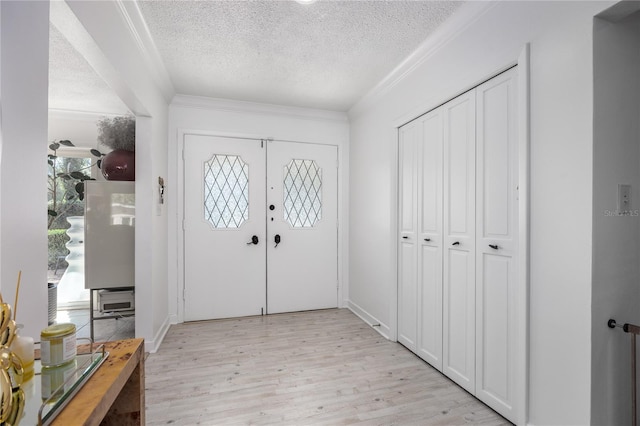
xmin=55 ymin=307 xmax=134 ymax=343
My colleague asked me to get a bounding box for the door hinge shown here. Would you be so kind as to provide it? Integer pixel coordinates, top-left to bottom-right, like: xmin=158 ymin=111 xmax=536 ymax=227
xmin=182 ymin=219 xmax=186 ymax=231
xmin=261 ymin=140 xmax=264 ymax=148
xmin=183 ymin=287 xmax=186 ymax=300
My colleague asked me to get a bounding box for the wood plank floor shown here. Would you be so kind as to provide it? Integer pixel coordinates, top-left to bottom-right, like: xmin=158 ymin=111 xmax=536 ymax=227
xmin=145 ymin=309 xmax=511 ymax=425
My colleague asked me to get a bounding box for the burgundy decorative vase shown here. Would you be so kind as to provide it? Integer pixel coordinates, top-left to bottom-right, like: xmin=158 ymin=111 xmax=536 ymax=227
xmin=101 ymin=149 xmax=135 ymax=181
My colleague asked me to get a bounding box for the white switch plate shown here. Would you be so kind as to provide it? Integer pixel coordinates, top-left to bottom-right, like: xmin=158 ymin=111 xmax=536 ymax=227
xmin=618 ymin=184 xmax=632 ymax=212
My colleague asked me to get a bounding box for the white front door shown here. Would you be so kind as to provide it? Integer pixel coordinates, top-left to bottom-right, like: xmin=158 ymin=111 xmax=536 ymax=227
xmin=184 ymin=135 xmax=338 ymax=321
xmin=266 ymin=141 xmax=338 ymax=313
xmin=184 ymin=135 xmax=266 ymax=321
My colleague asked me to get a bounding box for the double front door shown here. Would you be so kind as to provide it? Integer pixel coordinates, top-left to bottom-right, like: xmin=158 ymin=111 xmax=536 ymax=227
xmin=184 ymin=135 xmax=338 ymax=321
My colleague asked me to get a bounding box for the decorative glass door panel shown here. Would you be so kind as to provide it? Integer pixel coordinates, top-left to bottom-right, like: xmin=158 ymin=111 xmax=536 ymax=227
xmin=203 ymin=154 xmax=249 ymax=229
xmin=283 ymin=159 xmax=322 ymax=228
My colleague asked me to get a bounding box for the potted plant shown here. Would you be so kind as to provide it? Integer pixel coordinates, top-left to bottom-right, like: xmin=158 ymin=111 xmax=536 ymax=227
xmin=97 ymin=115 xmax=136 ymax=181
xmin=47 ymin=139 xmax=103 ymax=229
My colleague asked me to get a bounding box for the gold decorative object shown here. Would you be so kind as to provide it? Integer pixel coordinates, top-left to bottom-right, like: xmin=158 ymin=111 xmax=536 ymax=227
xmin=0 ymin=272 xmax=26 ymax=425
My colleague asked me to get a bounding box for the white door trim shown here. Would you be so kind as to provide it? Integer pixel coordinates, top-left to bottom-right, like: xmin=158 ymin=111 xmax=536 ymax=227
xmin=176 ymin=130 xmax=343 ymax=323
xmin=390 ymin=45 xmax=530 ymax=425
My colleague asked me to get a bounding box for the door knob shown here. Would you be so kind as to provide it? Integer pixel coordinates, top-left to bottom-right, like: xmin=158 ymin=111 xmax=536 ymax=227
xmin=269 ymin=205 xmax=275 ymax=211
xmin=489 ymin=244 xmax=499 ymax=250
xmin=452 ymin=241 xmax=460 ymax=246
xmin=402 ymin=236 xmax=408 ymax=239
xmin=274 ymin=234 xmax=281 ymax=248
xmin=424 ymin=238 xmax=431 ymax=242
xmin=246 ymin=235 xmax=259 ymax=245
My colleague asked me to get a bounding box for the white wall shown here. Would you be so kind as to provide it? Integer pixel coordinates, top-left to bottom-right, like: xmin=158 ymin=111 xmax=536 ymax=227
xmin=48 ymin=110 xmax=119 ymax=149
xmin=65 ymin=1 xmax=171 ymax=353
xmin=348 ymin=2 xmax=612 ymax=424
xmin=592 ymin=9 xmax=640 ymax=425
xmin=167 ymin=96 xmax=350 ymax=323
xmin=0 ymin=1 xmax=50 ymax=339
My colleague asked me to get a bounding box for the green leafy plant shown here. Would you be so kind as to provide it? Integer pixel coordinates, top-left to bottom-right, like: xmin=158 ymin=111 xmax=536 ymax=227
xmin=47 ymin=229 xmax=69 ymax=269
xmin=97 ymin=115 xmax=135 ymax=152
xmin=47 ymin=140 xmax=104 ymax=229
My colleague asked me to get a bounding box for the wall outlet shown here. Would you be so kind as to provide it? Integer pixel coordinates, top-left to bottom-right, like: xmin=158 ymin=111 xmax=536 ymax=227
xmin=618 ymin=184 xmax=631 ymax=212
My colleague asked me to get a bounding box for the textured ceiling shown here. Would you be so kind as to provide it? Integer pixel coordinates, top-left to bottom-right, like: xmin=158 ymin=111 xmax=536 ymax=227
xmin=48 ymin=1 xmax=464 ymax=116
xmin=49 ymin=24 xmax=129 ymax=115
xmin=137 ymin=0 xmax=463 ymax=111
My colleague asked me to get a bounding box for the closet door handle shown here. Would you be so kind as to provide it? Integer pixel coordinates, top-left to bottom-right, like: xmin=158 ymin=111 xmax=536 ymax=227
xmin=452 ymin=241 xmax=460 ymax=246
xmin=246 ymin=235 xmax=259 ymax=245
xmin=274 ymin=234 xmax=281 ymax=248
xmin=424 ymin=238 xmax=431 ymax=242
xmin=489 ymin=244 xmax=499 ymax=250
xmin=402 ymin=236 xmax=409 ymax=239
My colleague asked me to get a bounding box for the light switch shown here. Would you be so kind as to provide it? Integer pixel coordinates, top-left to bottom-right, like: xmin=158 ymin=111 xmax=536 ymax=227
xmin=618 ymin=184 xmax=632 ymax=212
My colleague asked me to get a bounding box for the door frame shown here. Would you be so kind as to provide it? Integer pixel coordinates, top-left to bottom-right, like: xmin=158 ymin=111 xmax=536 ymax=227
xmin=175 ymin=129 xmax=344 ymax=323
xmin=390 ymin=45 xmax=530 ymax=425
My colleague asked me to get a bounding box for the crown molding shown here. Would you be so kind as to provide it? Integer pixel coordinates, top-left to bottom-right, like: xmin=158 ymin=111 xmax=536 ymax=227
xmin=172 ymin=95 xmax=349 ymax=123
xmin=348 ymin=1 xmax=498 ymax=119
xmin=49 ymin=109 xmax=124 ymax=121
xmin=115 ymin=0 xmax=175 ymax=104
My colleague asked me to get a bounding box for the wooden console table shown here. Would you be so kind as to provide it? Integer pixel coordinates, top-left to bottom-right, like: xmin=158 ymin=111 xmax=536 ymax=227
xmin=50 ymin=338 xmax=145 ymax=426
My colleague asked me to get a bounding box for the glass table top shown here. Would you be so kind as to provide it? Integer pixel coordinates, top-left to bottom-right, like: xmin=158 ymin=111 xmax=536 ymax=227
xmin=20 ymin=347 xmax=108 ymax=426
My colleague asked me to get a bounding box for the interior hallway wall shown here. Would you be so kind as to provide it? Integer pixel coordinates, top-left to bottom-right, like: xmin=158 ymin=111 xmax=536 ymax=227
xmin=592 ymin=9 xmax=640 ymax=425
xmin=348 ymin=2 xmax=613 ymax=424
xmin=64 ymin=0 xmax=171 ymax=353
xmin=0 ymin=1 xmax=50 ymax=339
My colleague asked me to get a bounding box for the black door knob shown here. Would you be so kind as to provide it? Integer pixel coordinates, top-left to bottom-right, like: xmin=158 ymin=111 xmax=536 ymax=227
xmin=274 ymin=234 xmax=281 ymax=248
xmin=269 ymin=205 xmax=275 ymax=211
xmin=246 ymin=235 xmax=259 ymax=245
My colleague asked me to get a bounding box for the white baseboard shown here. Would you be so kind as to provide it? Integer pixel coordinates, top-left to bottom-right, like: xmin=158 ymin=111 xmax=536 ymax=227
xmin=144 ymin=315 xmax=171 ymax=353
xmin=347 ymin=300 xmax=392 ymax=340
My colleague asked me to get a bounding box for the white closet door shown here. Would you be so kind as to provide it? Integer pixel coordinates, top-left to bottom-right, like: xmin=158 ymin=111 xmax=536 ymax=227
xmin=398 ymin=122 xmax=419 ymax=351
xmin=475 ymin=69 xmax=518 ymax=421
xmin=442 ymin=90 xmax=476 ymax=393
xmin=417 ymin=109 xmax=444 ymax=369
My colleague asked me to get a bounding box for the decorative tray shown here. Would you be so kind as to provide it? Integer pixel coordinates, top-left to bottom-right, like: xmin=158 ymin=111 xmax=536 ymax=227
xmin=20 ymin=344 xmax=108 ymax=426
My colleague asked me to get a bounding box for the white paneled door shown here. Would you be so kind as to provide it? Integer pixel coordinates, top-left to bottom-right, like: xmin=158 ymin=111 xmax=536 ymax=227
xmin=475 ymin=69 xmax=518 ymax=420
xmin=184 ymin=135 xmax=337 ymax=321
xmin=397 ymin=67 xmax=520 ymax=423
xmin=417 ymin=108 xmax=444 ymax=370
xmin=442 ymin=90 xmax=477 ymax=394
xmin=398 ymin=121 xmax=419 ymax=351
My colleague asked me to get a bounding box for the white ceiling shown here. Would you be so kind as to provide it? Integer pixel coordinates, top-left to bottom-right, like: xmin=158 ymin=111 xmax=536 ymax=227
xmin=48 ymin=0 xmax=464 ymax=115
xmin=48 ymin=24 xmax=129 ymax=115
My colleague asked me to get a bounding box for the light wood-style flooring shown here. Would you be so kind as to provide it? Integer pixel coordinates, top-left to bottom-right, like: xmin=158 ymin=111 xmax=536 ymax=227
xmin=145 ymin=309 xmax=511 ymax=425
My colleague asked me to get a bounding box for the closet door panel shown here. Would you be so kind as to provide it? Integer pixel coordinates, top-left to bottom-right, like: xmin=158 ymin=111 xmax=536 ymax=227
xmin=475 ymin=68 xmax=518 ymax=422
xmin=417 ymin=110 xmax=443 ymax=369
xmin=398 ymin=123 xmax=419 ymax=350
xmin=442 ymin=91 xmax=476 ymax=393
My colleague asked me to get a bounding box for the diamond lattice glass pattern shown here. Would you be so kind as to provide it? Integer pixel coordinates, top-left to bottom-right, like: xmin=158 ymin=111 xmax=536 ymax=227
xmin=283 ymin=159 xmax=322 ymax=228
xmin=204 ymin=155 xmax=249 ymax=228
